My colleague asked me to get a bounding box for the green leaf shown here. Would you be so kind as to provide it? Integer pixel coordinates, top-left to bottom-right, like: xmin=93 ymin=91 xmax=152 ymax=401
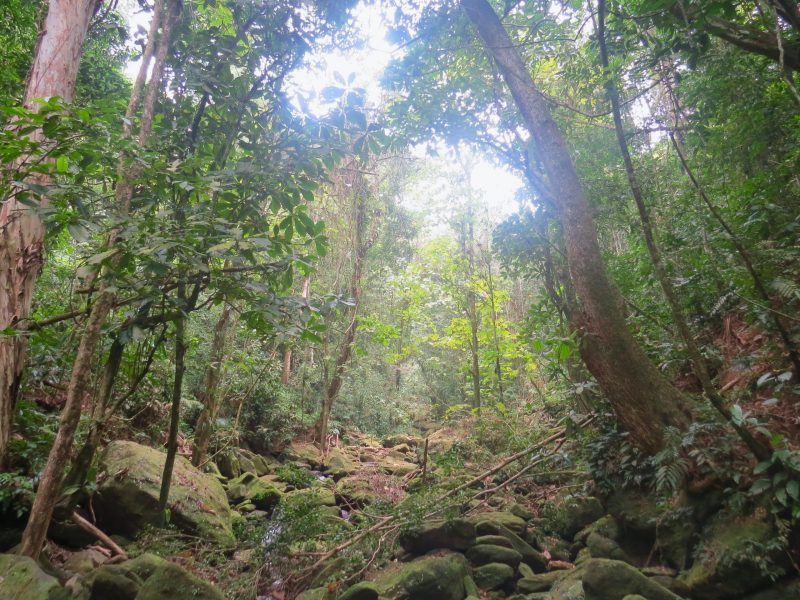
xmin=56 ymin=155 xmax=68 ymax=173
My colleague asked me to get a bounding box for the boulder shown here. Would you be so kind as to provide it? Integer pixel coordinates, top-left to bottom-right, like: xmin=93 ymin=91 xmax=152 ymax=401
xmin=338 ymin=582 xmax=380 ymax=600
xmin=83 ymin=564 xmax=142 ymax=600
xmin=94 ymin=441 xmax=234 ymax=545
xmin=473 ymin=511 xmax=527 ymax=535
xmin=121 ymin=553 xmax=168 ymax=580
xmin=324 ymin=448 xmax=358 ymax=479
xmin=575 ymin=515 xmax=620 ymax=545
xmin=215 ymin=450 xmax=240 ymax=479
xmin=284 ymin=442 xmax=322 ymax=467
xmin=0 ymin=554 xmax=69 ymax=600
xmin=465 ymin=544 xmax=522 ymax=568
xmin=374 ymin=553 xmax=469 ymax=600
xmin=475 ymin=534 xmax=512 ymax=548
xmin=285 ymin=487 xmax=337 ymax=508
xmin=136 ymin=563 xmax=224 ymax=600
xmin=556 ymin=496 xmax=604 ymax=539
xmin=509 ymin=503 xmax=535 ymax=521
xmin=336 ymin=477 xmax=377 ymax=506
xmin=586 ymin=532 xmax=629 ymax=562
xmin=681 ymin=511 xmax=785 ymax=599
xmin=472 ymin=562 xmax=515 ymax=591
xmin=383 ymin=434 xmax=419 ymax=448
xmin=463 ymin=574 xmax=479 ymax=597
xmin=517 ymin=571 xmax=569 ymax=594
xmin=622 ymin=596 xmax=648 ymax=600
xmin=296 ymin=588 xmax=328 ymax=600
xmin=582 ymin=559 xmax=682 ymax=600
xmin=63 ymin=548 xmax=108 ymax=574
xmin=399 ymin=519 xmax=476 ymax=554
xmin=226 ymin=472 xmax=283 ymax=510
xmin=741 ymin=579 xmax=800 ymax=599
xmin=473 ymin=520 xmax=547 ymax=572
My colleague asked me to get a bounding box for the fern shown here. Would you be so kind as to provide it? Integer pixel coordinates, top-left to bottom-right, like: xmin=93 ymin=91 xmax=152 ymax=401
xmin=771 ymin=278 xmax=800 ymax=301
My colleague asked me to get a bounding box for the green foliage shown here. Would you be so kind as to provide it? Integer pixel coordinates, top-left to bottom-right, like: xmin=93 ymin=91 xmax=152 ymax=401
xmin=275 ymin=464 xmax=315 ymax=489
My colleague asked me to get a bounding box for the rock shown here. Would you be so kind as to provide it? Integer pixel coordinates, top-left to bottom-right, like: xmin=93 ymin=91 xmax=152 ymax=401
xmin=392 ymin=443 xmax=412 ymax=454
xmin=0 ymin=554 xmax=69 ymax=600
xmin=122 ymin=553 xmax=169 ymax=580
xmin=575 ymin=515 xmax=620 ymax=545
xmin=336 ymin=477 xmax=377 ymax=506
xmin=374 ymin=553 xmax=468 ymax=600
xmin=605 ymin=490 xmax=662 ymax=538
xmin=473 ymin=562 xmax=515 ymax=591
xmin=235 ymin=450 xmax=256 ymax=475
xmin=237 ymin=449 xmax=274 ymax=477
xmin=84 ymin=564 xmax=142 ymax=600
xmin=285 ymin=487 xmax=337 ymax=507
xmin=473 ymin=511 xmax=527 ymax=535
xmin=215 ymin=450 xmax=241 ymax=479
xmin=582 ymin=558 xmax=682 ymax=600
xmin=324 ymin=448 xmax=358 ymax=478
xmin=383 ymin=434 xmax=419 ymax=448
xmin=338 ymin=582 xmax=380 ymax=600
xmin=518 ymin=562 xmax=535 ymax=579
xmin=509 ymin=503 xmax=535 ymax=521
xmin=94 ymin=441 xmax=234 ymax=545
xmin=464 ymin=574 xmax=479 ymax=597
xmin=465 ymin=544 xmax=522 ymax=568
xmin=475 ymin=534 xmax=512 ymax=548
xmin=399 ymin=519 xmax=476 ymax=554
xmin=648 ymin=575 xmax=690 ymax=598
xmin=517 ymin=571 xmax=569 ymax=594
xmin=295 ymin=588 xmax=328 ymax=600
xmin=622 ymin=596 xmax=647 ymax=600
xmin=557 ymin=496 xmax=604 ymax=539
xmin=378 ymin=455 xmax=418 ymax=476
xmin=473 ymin=520 xmax=548 ymax=572
xmin=681 ymin=511 xmax=785 ymax=599
xmin=284 ymin=442 xmax=322 ymax=467
xmin=538 ymin=535 xmax=573 ymax=562
xmin=586 ymin=532 xmax=629 ymax=561
xmin=226 ymin=472 xmax=283 ymax=510
xmin=136 ymin=563 xmax=224 ymax=600
xmin=741 ymin=579 xmax=800 ymax=599
xmin=63 ymin=548 xmax=108 ymax=574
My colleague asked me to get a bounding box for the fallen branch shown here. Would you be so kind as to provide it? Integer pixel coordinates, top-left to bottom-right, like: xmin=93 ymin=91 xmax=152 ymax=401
xmin=71 ymin=511 xmax=128 ymax=560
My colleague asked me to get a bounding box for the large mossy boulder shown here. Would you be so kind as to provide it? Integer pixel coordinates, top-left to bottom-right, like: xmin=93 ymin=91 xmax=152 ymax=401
xmin=226 ymin=472 xmax=283 ymax=510
xmin=285 ymin=486 xmax=337 ymax=508
xmin=472 ymin=511 xmax=527 ymax=535
xmin=473 ymin=520 xmax=547 ymax=572
xmin=136 ymin=563 xmax=224 ymax=600
xmin=681 ymin=511 xmax=785 ymax=599
xmin=399 ymin=519 xmax=476 ymax=554
xmin=582 ymin=559 xmax=683 ymax=600
xmin=517 ymin=571 xmax=569 ymax=594
xmin=383 ymin=434 xmax=419 ymax=448
xmin=465 ymin=544 xmax=522 ymax=568
xmin=323 ymin=448 xmax=358 ymax=478
xmin=472 ymin=562 xmax=515 ymax=591
xmin=284 ymin=442 xmax=322 ymax=468
xmin=94 ymin=441 xmax=234 ymax=545
xmin=556 ymin=496 xmax=604 ymax=539
xmin=336 ymin=476 xmax=378 ymax=506
xmin=374 ymin=553 xmax=469 ymax=600
xmin=82 ymin=564 xmax=142 ymax=600
xmin=0 ymin=554 xmax=69 ymax=600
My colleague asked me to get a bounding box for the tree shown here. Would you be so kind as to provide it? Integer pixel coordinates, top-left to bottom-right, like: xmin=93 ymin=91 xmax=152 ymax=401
xmin=460 ymin=0 xmax=691 ymax=453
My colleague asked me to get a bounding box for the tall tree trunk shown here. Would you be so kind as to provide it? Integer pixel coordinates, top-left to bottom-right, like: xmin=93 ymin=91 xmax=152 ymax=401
xmin=596 ymin=0 xmax=770 ymax=460
xmin=18 ymin=0 xmax=180 ymax=558
xmin=461 ymin=0 xmax=691 ymax=453
xmin=159 ymin=304 xmax=187 ymax=517
xmin=192 ymin=302 xmax=233 ymax=467
xmin=0 ymin=0 xmax=99 ymax=470
xmin=281 ymin=344 xmax=292 ymax=386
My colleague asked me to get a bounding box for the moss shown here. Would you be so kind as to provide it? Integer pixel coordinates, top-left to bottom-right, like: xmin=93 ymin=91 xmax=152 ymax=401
xmin=374 ymin=553 xmax=468 ymax=600
xmin=472 ymin=511 xmax=527 ymax=535
xmin=465 ymin=544 xmax=522 ymax=568
xmin=136 ymin=563 xmax=224 ymax=600
xmin=472 ymin=562 xmax=515 ymax=591
xmin=0 ymin=554 xmax=69 ymax=600
xmin=582 ymin=558 xmax=682 ymax=600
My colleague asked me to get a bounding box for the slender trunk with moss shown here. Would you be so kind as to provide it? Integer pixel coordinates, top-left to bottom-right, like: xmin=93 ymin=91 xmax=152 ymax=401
xmin=462 ymin=0 xmax=691 ymax=453
xmin=596 ymin=0 xmax=770 ymax=460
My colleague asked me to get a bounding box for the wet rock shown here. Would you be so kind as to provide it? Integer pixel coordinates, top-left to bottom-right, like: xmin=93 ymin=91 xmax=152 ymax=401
xmin=473 ymin=562 xmax=515 ymax=591
xmin=0 ymin=554 xmax=69 ymax=600
xmin=582 ymin=558 xmax=682 ymax=600
xmin=681 ymin=511 xmax=786 ymax=599
xmin=94 ymin=441 xmax=234 ymax=545
xmin=226 ymin=472 xmax=283 ymax=510
xmin=136 ymin=562 xmax=224 ymax=600
xmin=465 ymin=544 xmax=522 ymax=568
xmin=400 ymin=518 xmax=476 ymax=554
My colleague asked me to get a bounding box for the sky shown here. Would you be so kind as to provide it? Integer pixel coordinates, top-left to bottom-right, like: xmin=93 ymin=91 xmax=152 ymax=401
xmin=121 ymin=0 xmax=524 ymax=223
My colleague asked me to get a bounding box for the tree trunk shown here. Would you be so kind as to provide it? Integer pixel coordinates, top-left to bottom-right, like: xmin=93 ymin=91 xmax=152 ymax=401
xmin=596 ymin=0 xmax=770 ymax=460
xmin=0 ymin=0 xmax=98 ymax=469
xmin=192 ymin=302 xmax=233 ymax=467
xmin=461 ymin=0 xmax=691 ymax=453
xmin=281 ymin=344 xmax=292 ymax=386
xmin=158 ymin=307 xmax=187 ymax=517
xmin=18 ymin=0 xmax=180 ymax=558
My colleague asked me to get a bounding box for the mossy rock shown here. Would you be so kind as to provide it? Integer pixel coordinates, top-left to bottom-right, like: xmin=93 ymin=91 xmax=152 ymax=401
xmin=605 ymin=490 xmax=662 ymax=537
xmin=338 ymin=582 xmax=380 ymax=600
xmin=215 ymin=450 xmax=241 ymax=479
xmin=464 ymin=574 xmax=479 ymax=597
xmin=226 ymin=472 xmax=283 ymax=510
xmin=324 ymin=448 xmax=359 ymax=478
xmin=475 ymin=534 xmax=512 ymax=548
xmin=120 ymin=553 xmax=168 ymax=580
xmin=582 ymin=558 xmax=682 ymax=600
xmin=622 ymin=596 xmax=648 ymax=600
xmin=556 ymin=496 xmax=604 ymax=539
xmin=63 ymin=548 xmax=108 ymax=575
xmin=0 ymin=554 xmax=69 ymax=600
xmin=473 ymin=520 xmax=547 ymax=573
xmin=472 ymin=511 xmax=527 ymax=535
xmin=336 ymin=476 xmax=378 ymax=506
xmin=383 ymin=434 xmax=420 ymax=448
xmin=285 ymin=486 xmax=337 ymax=507
xmin=83 ymin=564 xmax=142 ymax=600
xmin=399 ymin=518 xmax=476 ymax=554
xmin=136 ymin=563 xmax=223 ymax=600
xmin=517 ymin=571 xmax=569 ymax=594
xmin=472 ymin=562 xmax=515 ymax=591
xmin=680 ymin=511 xmax=785 ymax=599
xmin=296 ymin=588 xmax=329 ymax=600
xmin=284 ymin=442 xmax=322 ymax=467
xmin=373 ymin=552 xmax=469 ymax=600
xmin=94 ymin=441 xmax=234 ymax=545
xmin=575 ymin=515 xmax=620 ymax=545
xmin=466 ymin=544 xmax=522 ymax=568
xmin=586 ymin=532 xmax=629 ymax=561
xmin=508 ymin=502 xmax=534 ymax=521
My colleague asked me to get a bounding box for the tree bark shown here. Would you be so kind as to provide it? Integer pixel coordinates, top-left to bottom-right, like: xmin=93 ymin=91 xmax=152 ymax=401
xmin=18 ymin=0 xmax=180 ymax=558
xmin=0 ymin=0 xmax=99 ymax=470
xmin=461 ymin=0 xmax=691 ymax=453
xmin=192 ymin=302 xmax=233 ymax=467
xmin=597 ymin=0 xmax=770 ymax=461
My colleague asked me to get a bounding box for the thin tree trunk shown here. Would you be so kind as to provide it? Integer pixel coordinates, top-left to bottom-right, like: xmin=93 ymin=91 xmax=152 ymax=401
xmin=158 ymin=304 xmax=187 ymax=517
xmin=18 ymin=1 xmax=179 ymax=558
xmin=192 ymin=302 xmax=233 ymax=467
xmin=0 ymin=0 xmax=99 ymax=469
xmin=461 ymin=0 xmax=691 ymax=453
xmin=281 ymin=345 xmax=292 ymax=386
xmin=596 ymin=0 xmax=770 ymax=460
